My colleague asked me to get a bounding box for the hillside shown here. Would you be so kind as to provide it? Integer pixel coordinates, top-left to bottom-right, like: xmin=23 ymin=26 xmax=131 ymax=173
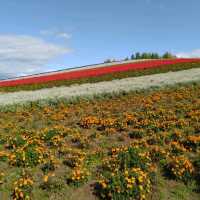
xmin=0 ymin=60 xmax=200 ymax=200
xmin=0 ymin=58 xmax=200 ymax=93
xmin=0 ymin=67 xmax=200 ymax=107
xmin=0 ymin=81 xmax=200 ymax=200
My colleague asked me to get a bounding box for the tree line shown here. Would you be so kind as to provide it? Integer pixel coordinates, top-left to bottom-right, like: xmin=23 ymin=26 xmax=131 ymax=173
xmin=104 ymin=52 xmax=176 ymax=63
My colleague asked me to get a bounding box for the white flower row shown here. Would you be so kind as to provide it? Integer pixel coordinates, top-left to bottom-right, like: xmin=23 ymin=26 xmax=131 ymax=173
xmin=0 ymin=67 xmax=200 ymax=106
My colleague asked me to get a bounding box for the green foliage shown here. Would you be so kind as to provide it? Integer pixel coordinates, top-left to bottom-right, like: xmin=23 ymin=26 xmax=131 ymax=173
xmin=43 ymin=129 xmax=58 ymax=142
xmin=15 ymin=146 xmax=40 ymax=167
xmin=130 ymin=51 xmax=176 ymax=60
xmin=97 ymin=147 xmax=154 ymax=200
xmin=104 ymin=59 xmax=116 ymax=63
xmin=128 ymin=129 xmax=145 ymax=139
xmin=41 ymin=160 xmax=56 ymax=174
xmin=162 ymin=52 xmax=176 ymax=59
xmin=164 ymin=156 xmax=194 ymax=184
xmin=135 ymin=52 xmax=141 ymax=59
xmin=67 ymin=167 xmax=90 ymax=187
xmin=7 ymin=134 xmax=26 ymax=149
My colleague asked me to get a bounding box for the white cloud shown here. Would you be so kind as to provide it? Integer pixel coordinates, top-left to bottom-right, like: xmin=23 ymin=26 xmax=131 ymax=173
xmin=56 ymin=32 xmax=71 ymax=39
xmin=0 ymin=34 xmax=71 ymax=76
xmin=176 ymin=49 xmax=200 ymax=58
xmin=40 ymin=30 xmax=71 ymax=39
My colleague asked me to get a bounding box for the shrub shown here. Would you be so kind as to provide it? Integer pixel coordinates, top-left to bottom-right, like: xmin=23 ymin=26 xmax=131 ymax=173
xmin=97 ymin=147 xmax=155 ymax=200
xmin=165 ymin=156 xmax=194 ymax=183
xmin=0 ymin=151 xmax=9 ymax=162
xmin=183 ymin=135 xmax=200 ymax=151
xmin=43 ymin=129 xmax=58 ymax=142
xmin=9 ymin=145 xmax=46 ymax=167
xmin=149 ymin=146 xmax=167 ymax=162
xmin=63 ymin=149 xmax=86 ymax=168
xmin=97 ymin=168 xmax=151 ymax=200
xmin=12 ymin=176 xmax=33 ymax=200
xmin=67 ymin=167 xmax=90 ymax=187
xmin=169 ymin=141 xmax=187 ymax=155
xmin=41 ymin=159 xmax=56 ymax=174
xmin=7 ymin=134 xmax=26 ymax=149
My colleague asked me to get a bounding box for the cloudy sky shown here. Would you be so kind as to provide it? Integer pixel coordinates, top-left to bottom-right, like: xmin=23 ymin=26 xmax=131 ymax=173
xmin=0 ymin=0 xmax=200 ymax=77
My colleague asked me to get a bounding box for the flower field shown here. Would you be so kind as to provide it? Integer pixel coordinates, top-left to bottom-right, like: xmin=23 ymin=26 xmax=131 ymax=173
xmin=0 ymin=59 xmax=200 ymax=91
xmin=0 ymin=81 xmax=200 ymax=199
xmin=1 ymin=66 xmax=200 ymax=106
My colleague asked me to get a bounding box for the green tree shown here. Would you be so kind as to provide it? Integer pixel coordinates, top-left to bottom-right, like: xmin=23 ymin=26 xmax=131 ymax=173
xmin=135 ymin=52 xmax=141 ymax=59
xmin=151 ymin=53 xmax=160 ymax=59
xmin=141 ymin=53 xmax=149 ymax=59
xmin=104 ymin=59 xmax=112 ymax=63
xmin=131 ymin=54 xmax=135 ymax=60
xmin=162 ymin=52 xmax=176 ymax=59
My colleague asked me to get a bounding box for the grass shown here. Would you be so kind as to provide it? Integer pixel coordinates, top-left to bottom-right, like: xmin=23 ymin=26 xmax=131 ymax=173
xmin=151 ymin=170 xmax=199 ymax=200
xmin=0 ymin=61 xmax=200 ymax=93
xmin=0 ymin=81 xmax=200 ymax=199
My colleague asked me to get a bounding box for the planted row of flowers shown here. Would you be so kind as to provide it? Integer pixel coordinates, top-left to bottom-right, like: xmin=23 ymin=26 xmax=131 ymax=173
xmin=0 ymin=58 xmax=200 ymax=88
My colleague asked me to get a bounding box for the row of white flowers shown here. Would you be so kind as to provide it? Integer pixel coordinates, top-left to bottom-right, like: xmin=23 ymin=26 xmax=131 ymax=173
xmin=0 ymin=67 xmax=200 ymax=106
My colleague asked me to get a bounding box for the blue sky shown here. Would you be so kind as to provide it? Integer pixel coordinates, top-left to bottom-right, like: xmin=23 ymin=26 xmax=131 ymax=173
xmin=0 ymin=0 xmax=199 ymax=76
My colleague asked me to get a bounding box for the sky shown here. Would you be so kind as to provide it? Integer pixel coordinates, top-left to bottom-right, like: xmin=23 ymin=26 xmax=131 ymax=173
xmin=0 ymin=0 xmax=200 ymax=77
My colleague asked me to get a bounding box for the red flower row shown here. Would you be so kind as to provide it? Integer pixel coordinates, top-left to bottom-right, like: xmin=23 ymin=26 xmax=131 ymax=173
xmin=0 ymin=58 xmax=200 ymax=87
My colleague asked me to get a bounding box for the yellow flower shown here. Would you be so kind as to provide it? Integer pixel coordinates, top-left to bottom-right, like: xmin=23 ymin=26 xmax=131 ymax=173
xmin=138 ymin=176 xmax=143 ymax=183
xmin=43 ymin=175 xmax=48 ymax=183
xmin=127 ymin=184 xmax=133 ymax=189
xmin=140 ymin=194 xmax=146 ymax=200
